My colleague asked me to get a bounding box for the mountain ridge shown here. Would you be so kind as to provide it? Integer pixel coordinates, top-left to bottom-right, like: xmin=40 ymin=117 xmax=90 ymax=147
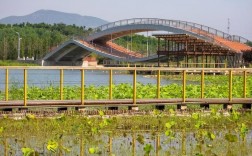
xmin=0 ymin=10 xmax=108 ymax=28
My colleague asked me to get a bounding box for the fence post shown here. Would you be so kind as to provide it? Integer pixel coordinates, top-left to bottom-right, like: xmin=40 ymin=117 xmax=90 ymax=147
xmin=224 ymin=70 xmax=233 ymax=110
xmin=5 ymin=69 xmax=8 ymax=101
xmin=183 ymin=70 xmax=186 ymax=103
xmin=243 ymin=71 xmax=246 ymax=98
xmin=24 ymin=69 xmax=27 ymax=106
xmin=155 ymin=69 xmax=165 ymax=110
xmin=109 ymin=69 xmax=113 ymax=100
xmin=157 ymin=70 xmax=160 ymax=99
xmin=129 ymin=69 xmax=138 ymax=110
xmin=242 ymin=71 xmax=251 ymax=109
xmin=229 ymin=70 xmax=232 ymax=102
xmin=201 ymin=70 xmax=204 ymax=99
xmin=178 ymin=70 xmax=187 ymax=110
xmin=60 ymin=69 xmax=64 ymax=100
xmin=108 ymin=69 xmax=118 ymax=110
xmin=200 ymin=70 xmax=209 ymax=109
xmin=81 ymin=69 xmax=85 ymax=105
xmin=133 ymin=69 xmax=137 ymax=104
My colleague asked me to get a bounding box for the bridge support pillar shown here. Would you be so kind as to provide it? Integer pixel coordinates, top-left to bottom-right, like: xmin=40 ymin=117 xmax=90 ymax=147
xmin=155 ymin=105 xmax=165 ymax=111
xmin=223 ymin=104 xmax=232 ymax=110
xmin=108 ymin=107 xmax=118 ymax=110
xmin=242 ymin=104 xmax=251 ymax=109
xmin=200 ymin=104 xmax=210 ymax=109
xmin=177 ymin=104 xmax=187 ymax=110
xmin=0 ymin=108 xmax=13 ymax=112
xmin=128 ymin=106 xmax=139 ymax=111
xmin=75 ymin=107 xmax=86 ymax=111
xmin=18 ymin=108 xmax=28 ymax=112
xmin=57 ymin=107 xmax=71 ymax=112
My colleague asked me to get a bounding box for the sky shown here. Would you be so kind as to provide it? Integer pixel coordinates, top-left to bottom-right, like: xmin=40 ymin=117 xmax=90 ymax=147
xmin=0 ymin=0 xmax=252 ymax=40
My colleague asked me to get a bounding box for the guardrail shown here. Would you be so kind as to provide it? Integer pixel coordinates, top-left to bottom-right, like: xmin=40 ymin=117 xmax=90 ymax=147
xmin=0 ymin=67 xmax=251 ymax=110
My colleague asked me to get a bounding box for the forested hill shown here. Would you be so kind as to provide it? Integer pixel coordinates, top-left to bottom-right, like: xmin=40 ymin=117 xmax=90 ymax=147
xmin=0 ymin=23 xmax=93 ymax=60
xmin=0 ymin=10 xmax=108 ymax=28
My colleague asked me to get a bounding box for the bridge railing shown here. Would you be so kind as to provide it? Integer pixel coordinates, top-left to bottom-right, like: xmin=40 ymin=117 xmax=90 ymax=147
xmin=0 ymin=67 xmax=251 ymax=109
xmin=180 ymin=63 xmax=227 ymax=68
xmin=92 ymin=18 xmax=251 ymax=44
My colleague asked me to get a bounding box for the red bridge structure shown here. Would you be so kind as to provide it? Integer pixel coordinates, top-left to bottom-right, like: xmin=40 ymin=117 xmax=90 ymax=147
xmin=42 ymin=18 xmax=252 ymax=67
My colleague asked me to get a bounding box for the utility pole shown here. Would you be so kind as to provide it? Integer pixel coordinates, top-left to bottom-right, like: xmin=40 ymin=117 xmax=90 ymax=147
xmin=16 ymin=32 xmax=22 ymax=59
xmin=227 ymin=18 xmax=231 ymax=40
xmin=147 ymin=31 xmax=149 ymax=57
xmin=110 ymin=33 xmax=112 ymax=53
xmin=227 ymin=18 xmax=230 ymax=34
xmin=131 ymin=30 xmax=133 ymax=52
xmin=3 ymin=37 xmax=7 ymax=60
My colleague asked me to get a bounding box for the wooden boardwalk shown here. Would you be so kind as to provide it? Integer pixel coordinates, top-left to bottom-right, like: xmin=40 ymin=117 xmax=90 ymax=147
xmin=0 ymin=98 xmax=251 ymax=108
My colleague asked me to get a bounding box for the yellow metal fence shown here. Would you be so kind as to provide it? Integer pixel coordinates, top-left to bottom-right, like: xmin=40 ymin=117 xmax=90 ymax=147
xmin=0 ymin=66 xmax=251 ymax=107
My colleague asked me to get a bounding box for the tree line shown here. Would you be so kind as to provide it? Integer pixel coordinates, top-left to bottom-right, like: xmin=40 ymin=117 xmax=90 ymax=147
xmin=0 ymin=23 xmax=93 ymax=60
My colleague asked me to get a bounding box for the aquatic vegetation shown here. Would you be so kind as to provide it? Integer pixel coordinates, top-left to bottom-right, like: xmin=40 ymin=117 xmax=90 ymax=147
xmin=143 ymin=144 xmax=153 ymax=156
xmin=21 ymin=147 xmax=38 ymax=156
xmin=165 ymin=121 xmax=176 ymax=139
xmin=2 ymin=78 xmax=252 ymax=101
xmin=47 ymin=140 xmax=58 ymax=153
xmin=0 ymin=73 xmax=251 ymax=102
xmin=0 ymin=110 xmax=251 ymax=155
xmin=225 ymin=133 xmax=238 ymax=142
xmin=239 ymin=123 xmax=249 ymax=141
xmin=0 ymin=74 xmax=252 ymax=154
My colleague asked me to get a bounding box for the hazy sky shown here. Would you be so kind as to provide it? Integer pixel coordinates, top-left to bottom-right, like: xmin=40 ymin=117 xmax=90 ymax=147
xmin=1 ymin=0 xmax=252 ymax=40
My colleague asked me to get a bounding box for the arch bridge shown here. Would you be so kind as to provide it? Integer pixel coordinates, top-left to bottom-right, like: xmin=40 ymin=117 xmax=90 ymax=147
xmin=42 ymin=18 xmax=252 ymax=67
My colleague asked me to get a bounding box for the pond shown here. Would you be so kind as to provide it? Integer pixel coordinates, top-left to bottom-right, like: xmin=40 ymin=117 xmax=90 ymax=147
xmin=0 ymin=69 xmax=181 ymax=91
xmin=0 ymin=112 xmax=252 ymax=156
xmin=1 ymin=130 xmax=252 ymax=155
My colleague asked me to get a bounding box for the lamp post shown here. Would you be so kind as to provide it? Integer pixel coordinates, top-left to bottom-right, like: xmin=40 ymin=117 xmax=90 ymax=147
xmin=16 ymin=32 xmax=22 ymax=59
xmin=147 ymin=31 xmax=149 ymax=57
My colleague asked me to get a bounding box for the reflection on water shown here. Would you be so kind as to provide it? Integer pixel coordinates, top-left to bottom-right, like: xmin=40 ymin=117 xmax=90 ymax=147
xmin=0 ymin=130 xmax=252 ymax=155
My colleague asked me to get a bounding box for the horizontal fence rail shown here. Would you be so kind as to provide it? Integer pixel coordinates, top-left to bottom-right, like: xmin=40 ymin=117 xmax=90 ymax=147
xmin=0 ymin=66 xmax=252 ymax=110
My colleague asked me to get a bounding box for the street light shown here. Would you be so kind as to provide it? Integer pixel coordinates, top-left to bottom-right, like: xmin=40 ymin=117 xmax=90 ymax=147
xmin=147 ymin=31 xmax=149 ymax=57
xmin=16 ymin=32 xmax=22 ymax=59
